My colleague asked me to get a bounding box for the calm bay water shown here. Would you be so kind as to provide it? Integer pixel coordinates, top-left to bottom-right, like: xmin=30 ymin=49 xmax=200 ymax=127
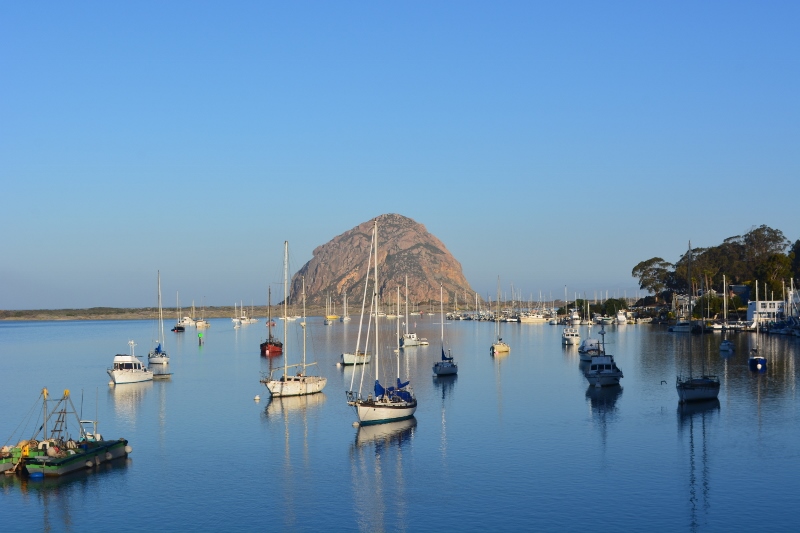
xmin=1 ymin=317 xmax=799 ymax=532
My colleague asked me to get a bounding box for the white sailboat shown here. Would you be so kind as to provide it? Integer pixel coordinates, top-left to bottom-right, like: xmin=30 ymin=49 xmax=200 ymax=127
xmin=400 ymin=276 xmax=428 ymax=347
xmin=108 ymin=340 xmax=153 ymax=384
xmin=346 ymin=220 xmax=417 ymax=425
xmin=148 ymin=271 xmax=169 ymax=365
xmin=433 ymin=285 xmax=458 ymax=376
xmin=261 ymin=241 xmax=327 ymax=397
xmin=340 ymin=292 xmax=351 ymax=322
xmin=676 ymin=241 xmax=720 ymax=402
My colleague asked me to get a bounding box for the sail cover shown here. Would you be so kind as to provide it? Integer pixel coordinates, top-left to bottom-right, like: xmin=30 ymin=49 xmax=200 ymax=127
xmin=441 ymin=347 xmax=453 ymax=361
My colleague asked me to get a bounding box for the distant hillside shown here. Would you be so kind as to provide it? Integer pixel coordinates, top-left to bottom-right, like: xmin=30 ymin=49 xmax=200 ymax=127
xmin=290 ymin=213 xmax=476 ymax=308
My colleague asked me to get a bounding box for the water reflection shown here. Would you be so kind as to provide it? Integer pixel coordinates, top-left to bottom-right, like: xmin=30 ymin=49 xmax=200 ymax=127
xmin=0 ymin=458 xmax=130 ymax=533
xmin=109 ymin=381 xmax=152 ymax=425
xmin=677 ymin=399 xmax=719 ymax=532
xmin=350 ymin=417 xmax=415 ymax=532
xmin=586 ymin=385 xmax=623 ymax=458
xmin=354 ymin=417 xmax=417 ymax=449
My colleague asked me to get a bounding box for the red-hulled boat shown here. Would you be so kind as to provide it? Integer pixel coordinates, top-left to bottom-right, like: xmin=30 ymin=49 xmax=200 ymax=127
xmin=260 ymin=287 xmax=282 ymax=356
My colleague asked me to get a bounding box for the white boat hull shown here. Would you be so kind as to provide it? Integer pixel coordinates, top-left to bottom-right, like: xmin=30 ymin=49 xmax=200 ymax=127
xmin=148 ymin=355 xmax=169 ymax=365
xmin=355 ymin=399 xmax=417 ymax=425
xmin=265 ymin=376 xmax=327 ymax=397
xmin=341 ymin=352 xmax=371 ymax=365
xmin=108 ymin=369 xmax=153 ymax=384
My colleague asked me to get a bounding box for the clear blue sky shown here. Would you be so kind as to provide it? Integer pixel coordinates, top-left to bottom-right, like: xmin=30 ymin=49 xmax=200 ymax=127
xmin=2 ymin=1 xmax=798 ymax=309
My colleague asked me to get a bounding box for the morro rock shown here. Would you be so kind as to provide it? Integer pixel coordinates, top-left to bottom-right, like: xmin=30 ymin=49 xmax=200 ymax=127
xmin=289 ymin=214 xmax=475 ymax=309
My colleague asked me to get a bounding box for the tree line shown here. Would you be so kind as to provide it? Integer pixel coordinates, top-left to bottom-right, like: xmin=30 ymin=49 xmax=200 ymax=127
xmin=632 ymin=225 xmax=800 ymax=305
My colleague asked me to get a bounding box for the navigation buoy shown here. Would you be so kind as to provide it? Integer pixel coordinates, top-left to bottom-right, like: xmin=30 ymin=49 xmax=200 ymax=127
xmin=108 ymin=381 xmax=114 ymax=386
xmin=254 ymin=395 xmax=261 ymax=401
xmin=352 ymin=421 xmax=359 ymax=428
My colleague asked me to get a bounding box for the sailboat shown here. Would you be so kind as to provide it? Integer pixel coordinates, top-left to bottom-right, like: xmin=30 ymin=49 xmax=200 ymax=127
xmin=748 ymin=281 xmax=766 ymax=371
xmin=148 ymin=271 xmax=169 ymax=365
xmin=490 ymin=277 xmax=510 ymax=356
xmin=400 ymin=276 xmax=428 ymax=347
xmin=340 ymin=292 xmax=351 ymax=322
xmin=676 ymin=242 xmax=720 ymax=402
xmin=260 ymin=242 xmax=327 ymax=397
xmin=260 ymin=286 xmax=283 ymax=356
xmin=171 ymin=291 xmax=185 ymax=332
xmin=195 ymin=299 xmax=210 ymax=329
xmin=346 ymin=220 xmax=417 ymax=425
xmin=433 ymin=285 xmax=458 ymax=376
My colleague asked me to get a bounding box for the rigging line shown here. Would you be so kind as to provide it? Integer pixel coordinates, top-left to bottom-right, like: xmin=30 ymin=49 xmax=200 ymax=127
xmin=2 ymin=390 xmax=45 ymax=447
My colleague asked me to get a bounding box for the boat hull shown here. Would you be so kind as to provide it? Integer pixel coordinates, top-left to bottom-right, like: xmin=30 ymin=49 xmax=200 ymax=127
xmin=748 ymin=356 xmax=766 ymax=372
xmin=265 ymin=376 xmax=327 ymax=397
xmin=490 ymin=342 xmax=510 ymax=356
xmin=354 ymin=399 xmax=417 ymax=425
xmin=148 ymin=355 xmax=169 ymax=365
xmin=676 ymin=377 xmax=720 ymax=402
xmin=260 ymin=341 xmax=283 ymax=356
xmin=433 ymin=361 xmax=458 ymax=375
xmin=341 ymin=352 xmax=371 ymax=365
xmin=23 ymin=439 xmax=129 ymax=477
xmin=107 ymin=369 xmax=153 ymax=384
xmin=584 ymin=372 xmax=622 ymax=387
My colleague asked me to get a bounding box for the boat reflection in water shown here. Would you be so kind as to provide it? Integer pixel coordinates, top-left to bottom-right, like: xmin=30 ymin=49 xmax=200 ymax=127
xmin=109 ymin=380 xmax=153 ymax=426
xmin=262 ymin=392 xmax=326 ymax=420
xmin=586 ymin=385 xmax=623 ymax=459
xmin=350 ymin=417 xmax=416 ymax=532
xmin=0 ymin=457 xmax=130 ymax=532
xmin=354 ymin=417 xmax=417 ymax=449
xmin=678 ymin=399 xmax=719 ymax=531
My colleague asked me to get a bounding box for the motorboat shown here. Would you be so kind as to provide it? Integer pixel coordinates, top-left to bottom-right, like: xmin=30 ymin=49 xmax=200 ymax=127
xmin=584 ymin=328 xmax=623 ymax=387
xmin=108 ymin=341 xmax=153 ymax=384
xmin=578 ymin=337 xmax=602 ymax=361
xmin=562 ymin=327 xmax=580 ymax=345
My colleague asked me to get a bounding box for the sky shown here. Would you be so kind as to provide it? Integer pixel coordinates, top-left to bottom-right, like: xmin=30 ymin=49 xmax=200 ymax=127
xmin=2 ymin=1 xmax=798 ymax=310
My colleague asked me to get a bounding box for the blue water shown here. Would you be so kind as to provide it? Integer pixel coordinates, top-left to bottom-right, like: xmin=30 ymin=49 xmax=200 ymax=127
xmin=1 ymin=318 xmax=799 ymax=532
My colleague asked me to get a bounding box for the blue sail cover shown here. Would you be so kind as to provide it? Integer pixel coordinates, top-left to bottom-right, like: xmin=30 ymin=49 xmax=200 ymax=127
xmin=397 ymin=378 xmax=410 ymax=389
xmin=441 ymin=347 xmax=453 ymax=361
xmin=374 ymin=380 xmax=385 ymax=398
xmin=155 ymin=343 xmax=162 ymax=354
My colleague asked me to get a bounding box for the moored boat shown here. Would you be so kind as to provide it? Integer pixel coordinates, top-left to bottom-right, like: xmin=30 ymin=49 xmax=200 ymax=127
xmin=108 ymin=341 xmax=153 ymax=384
xmin=584 ymin=328 xmax=623 ymax=387
xmin=4 ymin=388 xmax=132 ymax=477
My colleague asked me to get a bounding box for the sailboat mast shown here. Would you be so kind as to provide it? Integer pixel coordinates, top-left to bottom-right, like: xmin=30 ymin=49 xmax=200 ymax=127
xmin=302 ymin=277 xmax=307 ymax=370
xmin=405 ymin=276 xmax=409 ymax=335
xmin=283 ymin=241 xmax=288 ymax=380
xmin=687 ymin=241 xmax=693 ymax=379
xmin=373 ymin=221 xmax=379 ymax=384
xmin=441 ymin=285 xmax=444 ymax=345
xmin=397 ymin=286 xmax=401 ymax=379
xmin=158 ymin=271 xmax=164 ymax=348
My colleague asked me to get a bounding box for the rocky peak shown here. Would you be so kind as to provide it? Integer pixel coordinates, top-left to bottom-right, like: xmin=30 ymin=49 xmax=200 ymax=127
xmin=289 ymin=214 xmax=475 ymax=309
